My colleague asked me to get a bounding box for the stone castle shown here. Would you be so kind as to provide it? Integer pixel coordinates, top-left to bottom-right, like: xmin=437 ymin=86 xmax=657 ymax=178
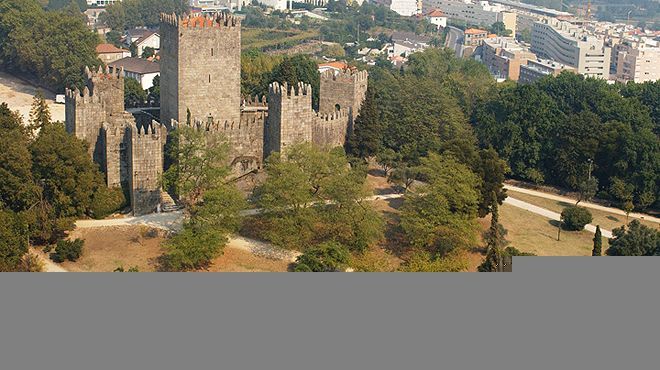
xmin=65 ymin=13 xmax=368 ymax=215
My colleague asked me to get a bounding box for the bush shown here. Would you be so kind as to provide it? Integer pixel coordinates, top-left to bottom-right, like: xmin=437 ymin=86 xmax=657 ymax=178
xmin=561 ymin=206 xmax=593 ymax=231
xmin=293 ymin=242 xmax=350 ymax=272
xmin=90 ymin=186 xmax=126 ymax=219
xmin=51 ymin=239 xmax=84 ymax=263
xmin=478 ymin=247 xmax=535 ymax=272
xmin=20 ymin=253 xmax=45 ymax=272
xmin=399 ymin=249 xmax=469 ymax=272
xmin=159 ymin=226 xmax=226 ymax=271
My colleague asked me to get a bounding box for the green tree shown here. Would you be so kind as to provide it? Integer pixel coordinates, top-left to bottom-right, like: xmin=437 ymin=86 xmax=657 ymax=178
xmin=560 ymin=206 xmax=593 ymax=231
xmin=28 ymin=90 xmax=51 ymax=135
xmin=147 ymin=74 xmax=160 ymax=106
xmin=0 ymin=209 xmax=28 ymax=272
xmin=489 ymin=21 xmax=512 ymax=36
xmin=47 ymin=0 xmax=86 ymax=11
xmin=124 ymin=77 xmax=146 ymax=107
xmin=30 ymin=121 xmax=120 ymax=240
xmin=478 ymin=246 xmax=535 ymax=272
xmin=0 ymin=103 xmax=38 ymax=211
xmin=592 ymin=225 xmax=602 ymax=256
xmin=606 ymin=220 xmax=660 ymax=256
xmin=160 ymin=125 xmax=245 ymax=271
xmin=475 ymin=148 xmax=508 ymax=217
xmin=375 ymin=148 xmax=400 ymax=176
xmin=400 ymin=153 xmax=481 ymax=255
xmin=256 ymin=143 xmax=383 ymax=252
xmin=51 ymin=238 xmax=83 ymax=263
xmin=348 ymin=85 xmax=382 ymax=158
xmin=105 ymin=30 xmax=122 ymax=47
xmin=577 ymin=177 xmax=598 ymax=205
xmin=293 ymin=241 xmax=350 ymax=272
xmin=270 ymin=54 xmax=320 ymax=109
xmin=141 ymin=46 xmax=155 ymax=59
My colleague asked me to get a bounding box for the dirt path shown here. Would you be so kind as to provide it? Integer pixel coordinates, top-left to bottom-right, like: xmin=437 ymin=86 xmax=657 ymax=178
xmin=29 ymin=248 xmax=67 ymax=272
xmin=504 ymin=184 xmax=659 ymax=224
xmin=0 ymin=71 xmax=65 ymax=123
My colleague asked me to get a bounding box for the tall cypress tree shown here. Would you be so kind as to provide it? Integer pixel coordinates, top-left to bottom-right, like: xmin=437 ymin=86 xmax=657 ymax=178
xmin=28 ymin=91 xmax=51 ymax=136
xmin=348 ymin=86 xmax=382 ymax=158
xmin=592 ymin=225 xmax=602 ymax=256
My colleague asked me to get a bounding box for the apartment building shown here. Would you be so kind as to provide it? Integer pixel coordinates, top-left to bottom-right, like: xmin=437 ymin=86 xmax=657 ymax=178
xmin=519 ymin=58 xmax=576 ymax=84
xmin=613 ymin=41 xmax=660 ymax=83
xmin=531 ymin=18 xmax=611 ymax=79
xmin=482 ymin=37 xmax=536 ymax=80
xmin=464 ymin=28 xmax=489 ymax=46
xmin=422 ymin=0 xmax=517 ymax=34
xmin=373 ymin=0 xmax=419 ymax=16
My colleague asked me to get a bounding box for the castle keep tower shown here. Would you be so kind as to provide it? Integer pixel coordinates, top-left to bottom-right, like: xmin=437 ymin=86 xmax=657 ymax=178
xmin=160 ymin=13 xmax=241 ymax=127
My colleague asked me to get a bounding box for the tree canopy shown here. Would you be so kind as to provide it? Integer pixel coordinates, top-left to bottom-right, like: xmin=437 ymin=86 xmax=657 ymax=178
xmin=0 ymin=0 xmax=101 ymax=90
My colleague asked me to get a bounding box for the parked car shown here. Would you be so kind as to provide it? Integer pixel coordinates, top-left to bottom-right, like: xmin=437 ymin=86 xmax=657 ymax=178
xmin=55 ymin=94 xmax=65 ymax=104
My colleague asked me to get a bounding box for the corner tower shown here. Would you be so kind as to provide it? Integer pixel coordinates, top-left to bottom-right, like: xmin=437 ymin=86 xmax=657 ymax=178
xmin=160 ymin=13 xmax=241 ymax=128
xmin=319 ymin=69 xmax=368 ymax=119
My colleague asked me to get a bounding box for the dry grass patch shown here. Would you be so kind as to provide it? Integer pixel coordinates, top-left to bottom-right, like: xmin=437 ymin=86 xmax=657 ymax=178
xmin=206 ymin=248 xmax=290 ymax=272
xmin=64 ymin=226 xmax=166 ymax=272
xmin=507 ymin=190 xmax=658 ymax=231
xmin=498 ymin=204 xmax=608 ymax=256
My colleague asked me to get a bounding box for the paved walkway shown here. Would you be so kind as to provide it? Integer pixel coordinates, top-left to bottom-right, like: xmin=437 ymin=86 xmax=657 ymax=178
xmin=504 ymin=197 xmax=613 ymax=238
xmin=504 ymin=184 xmax=660 ymax=224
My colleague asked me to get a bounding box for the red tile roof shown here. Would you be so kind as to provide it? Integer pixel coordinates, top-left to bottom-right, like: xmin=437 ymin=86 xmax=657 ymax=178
xmin=318 ymin=61 xmax=349 ymax=70
xmin=465 ymin=28 xmax=488 ymax=35
xmin=426 ymin=9 xmax=445 ymax=17
xmin=96 ymin=43 xmax=128 ymax=54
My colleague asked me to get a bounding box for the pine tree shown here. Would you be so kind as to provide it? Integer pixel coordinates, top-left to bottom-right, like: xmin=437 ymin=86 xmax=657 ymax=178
xmin=592 ymin=225 xmax=602 ymax=256
xmin=28 ymin=91 xmax=51 ymax=136
xmin=349 ymin=86 xmax=382 ymax=158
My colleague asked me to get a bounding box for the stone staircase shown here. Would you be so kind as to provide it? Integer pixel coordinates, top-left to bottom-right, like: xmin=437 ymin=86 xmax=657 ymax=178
xmin=160 ymin=190 xmax=182 ymax=212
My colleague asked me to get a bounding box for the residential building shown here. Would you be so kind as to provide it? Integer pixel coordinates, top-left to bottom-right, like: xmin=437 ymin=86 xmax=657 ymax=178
xmin=108 ymin=57 xmax=160 ymax=90
xmin=134 ymin=31 xmax=160 ymax=57
xmin=464 ymin=28 xmax=488 ymax=46
xmin=391 ymin=31 xmax=432 ymax=56
xmin=422 ymin=0 xmax=517 ymax=35
xmin=426 ymin=9 xmax=448 ymax=29
xmin=318 ymin=61 xmax=351 ymax=75
xmin=519 ymin=58 xmax=575 ymax=84
xmin=482 ymin=37 xmax=536 ymax=80
xmin=531 ymin=18 xmax=611 ymax=79
xmin=613 ymin=41 xmax=660 ymax=83
xmin=96 ymin=43 xmax=131 ymax=64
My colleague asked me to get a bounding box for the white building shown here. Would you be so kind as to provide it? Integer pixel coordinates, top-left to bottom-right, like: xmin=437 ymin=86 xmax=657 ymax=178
xmin=391 ymin=31 xmax=432 ymax=57
xmin=422 ymin=0 xmax=516 ymax=34
xmin=613 ymin=40 xmax=660 ymax=83
xmin=373 ymin=0 xmax=419 ymax=17
xmin=425 ymin=9 xmax=448 ymax=29
xmin=531 ymin=18 xmax=611 ymax=79
xmin=108 ymin=57 xmax=160 ymax=90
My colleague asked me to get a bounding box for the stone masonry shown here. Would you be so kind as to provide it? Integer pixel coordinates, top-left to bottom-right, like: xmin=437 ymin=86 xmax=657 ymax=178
xmin=65 ymin=13 xmax=368 ymax=216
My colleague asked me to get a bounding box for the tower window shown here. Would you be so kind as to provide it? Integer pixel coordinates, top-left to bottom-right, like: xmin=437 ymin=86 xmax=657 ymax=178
xmin=209 ymin=75 xmax=211 ymax=83
xmin=211 ymin=48 xmax=214 ymax=56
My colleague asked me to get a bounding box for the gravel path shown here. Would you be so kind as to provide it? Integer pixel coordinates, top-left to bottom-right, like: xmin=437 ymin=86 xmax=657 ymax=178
xmin=504 ymin=184 xmax=659 ymax=224
xmin=504 ymin=197 xmax=613 ymax=238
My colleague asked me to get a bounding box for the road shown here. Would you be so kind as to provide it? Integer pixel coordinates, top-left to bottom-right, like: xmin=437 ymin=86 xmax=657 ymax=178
xmin=445 ymin=26 xmax=464 ymax=58
xmin=504 ymin=184 xmax=660 ymax=225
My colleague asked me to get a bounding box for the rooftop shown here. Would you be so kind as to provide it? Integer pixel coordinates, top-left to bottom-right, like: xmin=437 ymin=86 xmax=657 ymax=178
xmin=465 ymin=28 xmax=488 ymax=35
xmin=96 ymin=43 xmax=129 ymax=54
xmin=426 ymin=9 xmax=445 ymax=17
xmin=109 ymin=57 xmax=160 ymax=75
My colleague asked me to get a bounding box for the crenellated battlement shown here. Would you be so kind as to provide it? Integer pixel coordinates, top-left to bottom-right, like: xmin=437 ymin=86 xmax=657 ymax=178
xmin=85 ymin=65 xmax=124 ymax=83
xmin=160 ymin=12 xmax=240 ymax=29
xmin=171 ymin=111 xmax=267 ymax=133
xmin=268 ymin=81 xmax=313 ymax=98
xmin=320 ymin=69 xmax=368 ymax=83
xmin=64 ymin=86 xmax=103 ymax=105
xmin=242 ymin=95 xmax=268 ymax=107
xmin=316 ymin=109 xmax=347 ymax=122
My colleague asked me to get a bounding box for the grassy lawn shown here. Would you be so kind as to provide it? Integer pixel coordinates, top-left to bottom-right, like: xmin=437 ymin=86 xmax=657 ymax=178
xmin=242 ymin=28 xmax=320 ymax=50
xmin=499 ymin=203 xmax=608 ymax=256
xmin=506 ymin=190 xmax=659 ymax=232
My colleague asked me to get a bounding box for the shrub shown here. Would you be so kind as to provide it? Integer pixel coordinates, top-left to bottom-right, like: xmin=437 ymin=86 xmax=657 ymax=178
xmin=399 ymin=249 xmax=469 ymax=272
xmin=293 ymin=242 xmax=350 ymax=272
xmin=51 ymin=239 xmax=84 ymax=263
xmin=561 ymin=206 xmax=593 ymax=231
xmin=114 ymin=265 xmax=139 ymax=272
xmin=90 ymin=186 xmax=126 ymax=219
xmin=159 ymin=226 xmax=226 ymax=271
xmin=478 ymin=247 xmax=535 ymax=272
